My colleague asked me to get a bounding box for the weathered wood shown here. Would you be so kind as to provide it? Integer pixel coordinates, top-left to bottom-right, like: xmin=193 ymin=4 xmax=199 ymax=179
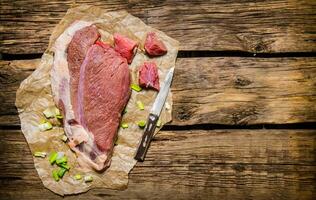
xmin=1 ymin=57 xmax=316 ymax=126
xmin=0 ymin=129 xmax=315 ymax=199
xmin=1 ymin=0 xmax=315 ymax=54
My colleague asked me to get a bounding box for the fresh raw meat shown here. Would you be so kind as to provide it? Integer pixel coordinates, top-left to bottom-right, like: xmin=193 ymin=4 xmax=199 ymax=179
xmin=67 ymin=25 xmax=100 ymax=120
xmin=139 ymin=62 xmax=160 ymax=91
xmin=51 ymin=21 xmax=131 ymax=171
xmin=144 ymin=32 xmax=167 ymax=56
xmin=114 ymin=33 xmax=138 ymax=64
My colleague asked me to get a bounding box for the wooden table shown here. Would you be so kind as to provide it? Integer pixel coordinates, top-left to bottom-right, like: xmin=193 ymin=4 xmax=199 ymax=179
xmin=1 ymin=1 xmax=315 ymax=199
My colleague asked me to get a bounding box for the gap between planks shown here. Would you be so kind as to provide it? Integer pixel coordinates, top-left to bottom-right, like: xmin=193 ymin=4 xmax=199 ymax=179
xmin=2 ymin=51 xmax=316 ymax=61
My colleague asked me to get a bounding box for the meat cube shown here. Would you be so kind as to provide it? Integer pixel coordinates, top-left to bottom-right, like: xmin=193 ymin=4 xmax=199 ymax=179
xmin=139 ymin=62 xmax=160 ymax=91
xmin=114 ymin=33 xmax=138 ymax=64
xmin=144 ymin=32 xmax=167 ymax=56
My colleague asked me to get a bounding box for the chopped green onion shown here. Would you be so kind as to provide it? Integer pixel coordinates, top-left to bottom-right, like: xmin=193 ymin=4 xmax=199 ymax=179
xmin=38 ymin=121 xmax=53 ymax=131
xmin=34 ymin=151 xmax=47 ymax=158
xmin=60 ymin=135 xmax=68 ymax=142
xmin=56 ymin=114 xmax=63 ymax=119
xmin=57 ymin=168 xmax=67 ymax=178
xmin=58 ymin=163 xmax=70 ymax=170
xmin=156 ymin=120 xmax=162 ymax=127
xmin=121 ymin=123 xmax=129 ymax=129
xmin=39 ymin=118 xmax=46 ymax=124
xmin=56 ymin=156 xmax=67 ymax=165
xmin=56 ymin=152 xmax=64 ymax=159
xmin=52 ymin=169 xmax=60 ymax=182
xmin=131 ymin=83 xmax=142 ymax=92
xmin=43 ymin=107 xmax=61 ymax=118
xmin=49 ymin=152 xmax=58 ymax=165
xmin=136 ymin=101 xmax=145 ymax=110
xmin=137 ymin=120 xmax=146 ymax=128
xmin=54 ymin=107 xmax=61 ymax=116
xmin=43 ymin=108 xmax=54 ymax=118
xmin=74 ymin=174 xmax=82 ymax=180
xmin=84 ymin=175 xmax=93 ymax=182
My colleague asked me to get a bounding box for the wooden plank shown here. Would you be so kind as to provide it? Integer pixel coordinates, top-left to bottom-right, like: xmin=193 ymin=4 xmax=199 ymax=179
xmin=0 ymin=129 xmax=315 ymax=199
xmin=1 ymin=57 xmax=316 ymax=126
xmin=1 ymin=0 xmax=315 ymax=54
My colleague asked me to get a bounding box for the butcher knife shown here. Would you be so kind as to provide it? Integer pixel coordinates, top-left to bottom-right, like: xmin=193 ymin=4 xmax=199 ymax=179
xmin=134 ymin=67 xmax=175 ymax=161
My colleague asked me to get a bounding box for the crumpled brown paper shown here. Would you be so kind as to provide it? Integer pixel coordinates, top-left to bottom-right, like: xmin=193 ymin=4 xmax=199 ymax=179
xmin=15 ymin=5 xmax=179 ymax=196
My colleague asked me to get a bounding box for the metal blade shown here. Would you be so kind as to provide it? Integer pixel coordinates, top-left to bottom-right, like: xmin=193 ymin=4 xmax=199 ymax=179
xmin=150 ymin=67 xmax=174 ymax=116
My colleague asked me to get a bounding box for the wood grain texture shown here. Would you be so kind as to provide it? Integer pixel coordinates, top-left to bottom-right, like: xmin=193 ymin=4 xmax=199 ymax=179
xmin=1 ymin=0 xmax=316 ymax=54
xmin=1 ymin=57 xmax=316 ymax=126
xmin=0 ymin=129 xmax=315 ymax=199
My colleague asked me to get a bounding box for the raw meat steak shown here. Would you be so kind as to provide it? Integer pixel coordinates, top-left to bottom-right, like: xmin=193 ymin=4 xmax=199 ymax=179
xmin=51 ymin=21 xmax=131 ymax=171
xmin=144 ymin=32 xmax=167 ymax=56
xmin=139 ymin=62 xmax=160 ymax=91
xmin=114 ymin=33 xmax=138 ymax=64
xmin=67 ymin=25 xmax=100 ymax=120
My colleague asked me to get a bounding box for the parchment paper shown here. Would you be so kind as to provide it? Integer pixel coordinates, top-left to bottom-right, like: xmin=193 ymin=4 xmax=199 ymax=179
xmin=15 ymin=5 xmax=179 ymax=196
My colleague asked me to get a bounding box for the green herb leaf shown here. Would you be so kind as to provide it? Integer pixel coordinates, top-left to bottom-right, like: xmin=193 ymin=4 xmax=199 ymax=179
xmin=131 ymin=83 xmax=142 ymax=92
xmin=136 ymin=101 xmax=145 ymax=110
xmin=137 ymin=120 xmax=146 ymax=128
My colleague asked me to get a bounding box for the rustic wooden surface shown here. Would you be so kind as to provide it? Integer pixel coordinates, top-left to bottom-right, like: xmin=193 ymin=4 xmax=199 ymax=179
xmin=1 ymin=57 xmax=316 ymax=126
xmin=0 ymin=0 xmax=316 ymax=199
xmin=1 ymin=0 xmax=316 ymax=54
xmin=1 ymin=129 xmax=315 ymax=200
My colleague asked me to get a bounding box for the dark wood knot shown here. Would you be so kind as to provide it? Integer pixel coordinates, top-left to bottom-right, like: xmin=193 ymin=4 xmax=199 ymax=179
xmin=234 ymin=75 xmax=252 ymax=87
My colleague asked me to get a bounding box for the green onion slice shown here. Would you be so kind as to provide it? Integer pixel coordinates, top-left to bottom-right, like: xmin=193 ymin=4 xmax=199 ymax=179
xmin=43 ymin=107 xmax=60 ymax=118
xmin=57 ymin=168 xmax=67 ymax=178
xmin=56 ymin=156 xmax=67 ymax=165
xmin=156 ymin=120 xmax=162 ymax=127
xmin=49 ymin=152 xmax=58 ymax=165
xmin=136 ymin=101 xmax=145 ymax=110
xmin=84 ymin=175 xmax=93 ymax=182
xmin=34 ymin=151 xmax=47 ymax=158
xmin=58 ymin=163 xmax=70 ymax=170
xmin=38 ymin=121 xmax=53 ymax=131
xmin=121 ymin=123 xmax=129 ymax=129
xmin=131 ymin=83 xmax=142 ymax=92
xmin=60 ymin=135 xmax=68 ymax=142
xmin=52 ymin=169 xmax=60 ymax=182
xmin=74 ymin=174 xmax=82 ymax=180
xmin=137 ymin=120 xmax=146 ymax=128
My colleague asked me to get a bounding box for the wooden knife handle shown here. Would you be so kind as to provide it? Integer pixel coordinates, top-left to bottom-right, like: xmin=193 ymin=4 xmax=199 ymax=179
xmin=134 ymin=113 xmax=159 ymax=161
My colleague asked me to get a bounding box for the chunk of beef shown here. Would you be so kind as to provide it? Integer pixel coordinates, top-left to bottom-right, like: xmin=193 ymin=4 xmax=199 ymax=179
xmin=139 ymin=61 xmax=160 ymax=91
xmin=113 ymin=33 xmax=138 ymax=64
xmin=144 ymin=32 xmax=167 ymax=56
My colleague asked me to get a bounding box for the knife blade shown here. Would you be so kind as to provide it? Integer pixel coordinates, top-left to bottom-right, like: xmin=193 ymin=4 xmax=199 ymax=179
xmin=134 ymin=67 xmax=175 ymax=161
